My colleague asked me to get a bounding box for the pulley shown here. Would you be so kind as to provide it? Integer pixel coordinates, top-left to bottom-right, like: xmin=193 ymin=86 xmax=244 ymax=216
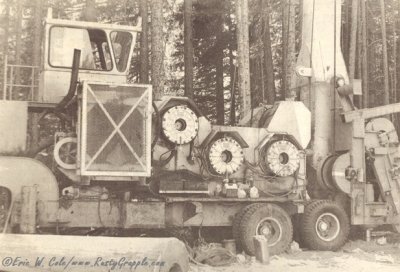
xmin=208 ymin=136 xmax=244 ymax=175
xmin=262 ymin=140 xmax=300 ymax=177
xmin=319 ymin=153 xmax=351 ymax=194
xmin=331 ymin=153 xmax=351 ymax=194
xmin=162 ymin=105 xmax=199 ymax=145
xmin=54 ymin=137 xmax=77 ymax=169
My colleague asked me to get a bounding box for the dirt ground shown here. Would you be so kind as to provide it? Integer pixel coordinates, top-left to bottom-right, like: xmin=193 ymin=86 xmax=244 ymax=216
xmin=189 ymin=239 xmax=400 ymax=272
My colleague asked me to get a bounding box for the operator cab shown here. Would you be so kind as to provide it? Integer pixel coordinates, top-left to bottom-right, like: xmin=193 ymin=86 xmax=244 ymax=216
xmin=38 ymin=14 xmax=140 ymax=103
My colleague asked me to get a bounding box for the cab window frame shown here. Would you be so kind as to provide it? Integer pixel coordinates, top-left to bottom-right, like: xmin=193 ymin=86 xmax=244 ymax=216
xmin=109 ymin=31 xmax=133 ymax=73
xmin=48 ymin=25 xmax=114 ymax=72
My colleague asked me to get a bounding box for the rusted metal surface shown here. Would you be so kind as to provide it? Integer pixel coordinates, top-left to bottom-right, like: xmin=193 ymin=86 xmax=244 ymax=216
xmin=21 ymin=197 xmax=304 ymax=229
xmin=48 ymin=200 xmax=165 ymax=229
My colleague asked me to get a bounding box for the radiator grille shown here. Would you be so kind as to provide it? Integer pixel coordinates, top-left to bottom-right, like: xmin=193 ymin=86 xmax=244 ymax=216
xmin=80 ymin=82 xmax=152 ymax=177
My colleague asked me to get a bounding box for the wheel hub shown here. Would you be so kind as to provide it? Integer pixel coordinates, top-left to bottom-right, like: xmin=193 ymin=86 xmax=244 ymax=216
xmin=318 ymin=221 xmax=328 ymax=231
xmin=260 ymin=225 xmax=271 ymax=236
xmin=315 ymin=212 xmax=340 ymax=242
xmin=256 ymin=217 xmax=283 ymax=247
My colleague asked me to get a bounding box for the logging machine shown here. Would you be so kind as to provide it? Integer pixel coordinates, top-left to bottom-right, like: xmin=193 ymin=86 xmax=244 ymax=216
xmin=1 ymin=0 xmax=400 ymax=264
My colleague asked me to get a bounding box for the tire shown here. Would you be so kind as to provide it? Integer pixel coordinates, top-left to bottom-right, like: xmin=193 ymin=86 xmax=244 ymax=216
xmin=238 ymin=203 xmax=293 ymax=256
xmin=168 ymin=263 xmax=182 ymax=272
xmin=300 ymin=200 xmax=350 ymax=251
xmin=292 ymin=213 xmax=304 ymax=247
xmin=232 ymin=203 xmax=264 ymax=251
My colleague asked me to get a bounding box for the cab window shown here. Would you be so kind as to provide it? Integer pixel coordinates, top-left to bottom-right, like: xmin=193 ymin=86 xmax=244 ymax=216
xmin=110 ymin=31 xmax=133 ymax=72
xmin=49 ymin=26 xmax=112 ymax=71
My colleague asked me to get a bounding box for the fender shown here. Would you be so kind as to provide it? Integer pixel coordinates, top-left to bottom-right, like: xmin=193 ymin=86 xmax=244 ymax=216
xmin=0 ymin=156 xmax=59 ymax=227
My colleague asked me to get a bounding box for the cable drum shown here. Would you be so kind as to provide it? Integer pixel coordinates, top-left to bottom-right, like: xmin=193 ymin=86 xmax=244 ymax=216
xmin=54 ymin=137 xmax=78 ymax=170
xmin=208 ymin=137 xmax=244 ymax=175
xmin=161 ymin=105 xmax=199 ymax=145
xmin=261 ymin=140 xmax=300 ymax=177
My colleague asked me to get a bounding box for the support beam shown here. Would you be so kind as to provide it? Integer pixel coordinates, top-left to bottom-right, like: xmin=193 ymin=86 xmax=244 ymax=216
xmin=20 ymin=186 xmax=37 ymax=234
xmin=343 ymin=102 xmax=400 ymax=123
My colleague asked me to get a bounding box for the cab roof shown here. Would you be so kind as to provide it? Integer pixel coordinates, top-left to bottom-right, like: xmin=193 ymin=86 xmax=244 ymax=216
xmin=45 ymin=17 xmax=141 ymax=33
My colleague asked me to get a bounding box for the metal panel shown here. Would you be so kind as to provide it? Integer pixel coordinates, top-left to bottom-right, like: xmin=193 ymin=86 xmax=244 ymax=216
xmin=0 ymin=101 xmax=27 ymax=154
xmin=49 ymin=200 xmax=164 ymax=229
xmin=80 ymin=82 xmax=152 ymax=177
xmin=0 ymin=156 xmax=59 ymax=228
xmin=266 ymin=101 xmax=311 ymax=149
xmin=124 ymin=202 xmax=165 ymax=228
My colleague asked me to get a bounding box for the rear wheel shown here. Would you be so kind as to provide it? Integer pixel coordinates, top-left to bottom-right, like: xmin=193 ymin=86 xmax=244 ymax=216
xmin=232 ymin=203 xmax=263 ymax=251
xmin=300 ymin=200 xmax=349 ymax=251
xmin=238 ymin=203 xmax=293 ymax=256
xmin=168 ymin=263 xmax=182 ymax=272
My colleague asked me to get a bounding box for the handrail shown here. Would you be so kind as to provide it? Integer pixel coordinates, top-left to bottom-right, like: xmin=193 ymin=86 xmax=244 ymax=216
xmin=2 ymin=58 xmax=39 ymax=101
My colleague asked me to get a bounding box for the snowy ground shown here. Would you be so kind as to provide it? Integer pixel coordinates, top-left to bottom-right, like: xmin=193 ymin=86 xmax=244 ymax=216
xmin=190 ymin=240 xmax=400 ymax=272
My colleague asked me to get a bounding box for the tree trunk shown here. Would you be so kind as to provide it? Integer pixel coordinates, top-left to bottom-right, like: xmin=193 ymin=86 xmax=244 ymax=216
xmin=342 ymin=0 xmax=350 ymax=65
xmin=236 ymin=0 xmax=251 ymax=116
xmin=216 ymin=15 xmax=225 ymax=125
xmin=397 ymin=0 xmax=400 ymax=101
xmin=82 ymin=0 xmax=98 ymax=22
xmin=360 ymin=0 xmax=369 ymax=108
xmin=140 ymin=0 xmax=149 ymax=83
xmin=282 ymin=0 xmax=296 ymax=100
xmin=348 ymin=0 xmax=358 ymax=82
xmin=2 ymin=0 xmax=9 ymax=96
xmin=282 ymin=0 xmax=287 ymax=97
xmin=379 ymin=0 xmax=390 ymax=105
xmin=184 ymin=0 xmax=194 ymax=99
xmin=15 ymin=0 xmax=23 ymax=90
xmin=356 ymin=4 xmax=362 ymax=80
xmin=350 ymin=0 xmax=360 ymax=107
xmin=151 ymin=0 xmax=164 ymax=100
xmin=229 ymin=59 xmax=236 ymax=125
xmin=393 ymin=0 xmax=399 ymax=133
xmin=261 ymin=0 xmax=275 ymax=104
xmin=229 ymin=20 xmax=236 ymax=125
xmin=392 ymin=5 xmax=397 ymax=105
xmin=30 ymin=0 xmax=44 ymax=149
xmin=32 ymin=0 xmax=43 ymax=83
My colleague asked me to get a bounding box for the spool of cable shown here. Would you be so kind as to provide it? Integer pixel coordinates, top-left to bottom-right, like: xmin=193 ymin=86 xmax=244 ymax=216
xmin=261 ymin=140 xmax=300 ymax=177
xmin=162 ymin=105 xmax=199 ymax=145
xmin=54 ymin=137 xmax=77 ymax=169
xmin=208 ymin=136 xmax=244 ymax=175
